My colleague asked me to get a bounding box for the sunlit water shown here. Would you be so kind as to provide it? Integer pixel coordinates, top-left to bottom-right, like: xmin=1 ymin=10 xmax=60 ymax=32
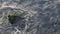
xmin=0 ymin=0 xmax=60 ymax=34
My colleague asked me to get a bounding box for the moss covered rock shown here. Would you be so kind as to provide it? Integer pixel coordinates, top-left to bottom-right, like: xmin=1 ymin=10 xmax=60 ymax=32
xmin=8 ymin=14 xmax=24 ymax=24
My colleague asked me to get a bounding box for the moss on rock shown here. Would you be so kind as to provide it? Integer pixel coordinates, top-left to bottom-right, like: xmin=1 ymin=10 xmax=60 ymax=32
xmin=8 ymin=14 xmax=24 ymax=24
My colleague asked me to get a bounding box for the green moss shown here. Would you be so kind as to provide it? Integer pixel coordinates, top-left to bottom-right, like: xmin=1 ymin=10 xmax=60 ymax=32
xmin=8 ymin=14 xmax=24 ymax=24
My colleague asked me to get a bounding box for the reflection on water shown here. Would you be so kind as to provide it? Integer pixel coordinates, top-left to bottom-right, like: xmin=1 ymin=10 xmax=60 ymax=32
xmin=0 ymin=0 xmax=60 ymax=34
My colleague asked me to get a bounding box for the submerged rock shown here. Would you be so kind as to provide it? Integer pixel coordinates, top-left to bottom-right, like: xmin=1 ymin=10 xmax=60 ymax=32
xmin=8 ymin=14 xmax=24 ymax=24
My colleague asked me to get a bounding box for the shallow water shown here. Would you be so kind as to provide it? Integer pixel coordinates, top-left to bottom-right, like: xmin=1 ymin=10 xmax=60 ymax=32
xmin=0 ymin=0 xmax=60 ymax=34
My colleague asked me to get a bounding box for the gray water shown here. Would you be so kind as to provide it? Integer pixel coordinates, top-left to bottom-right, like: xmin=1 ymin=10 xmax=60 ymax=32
xmin=0 ymin=0 xmax=60 ymax=34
